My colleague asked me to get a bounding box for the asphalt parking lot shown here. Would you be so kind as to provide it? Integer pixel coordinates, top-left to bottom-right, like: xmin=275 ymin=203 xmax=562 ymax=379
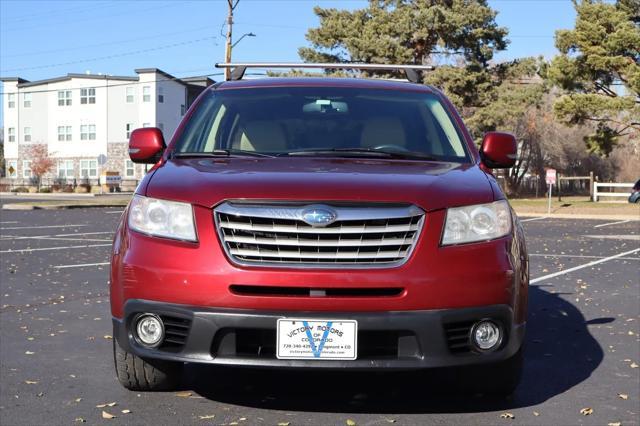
xmin=0 ymin=207 xmax=638 ymax=426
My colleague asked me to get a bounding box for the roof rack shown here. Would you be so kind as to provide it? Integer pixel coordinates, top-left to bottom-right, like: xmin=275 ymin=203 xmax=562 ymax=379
xmin=214 ymin=62 xmax=435 ymax=84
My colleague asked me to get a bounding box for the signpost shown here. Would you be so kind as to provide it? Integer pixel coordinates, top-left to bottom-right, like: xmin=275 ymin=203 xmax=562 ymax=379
xmin=97 ymin=154 xmax=108 ymax=195
xmin=545 ymin=169 xmax=557 ymax=215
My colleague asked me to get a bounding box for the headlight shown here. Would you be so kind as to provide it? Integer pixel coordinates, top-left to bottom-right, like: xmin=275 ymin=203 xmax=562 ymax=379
xmin=128 ymin=195 xmax=197 ymax=242
xmin=442 ymin=200 xmax=511 ymax=245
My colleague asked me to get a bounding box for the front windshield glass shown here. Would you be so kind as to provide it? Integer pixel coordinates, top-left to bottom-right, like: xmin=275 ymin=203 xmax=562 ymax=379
xmin=175 ymin=86 xmax=470 ymax=162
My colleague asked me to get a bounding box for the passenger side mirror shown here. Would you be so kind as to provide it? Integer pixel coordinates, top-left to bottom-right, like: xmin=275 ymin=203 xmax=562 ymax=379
xmin=129 ymin=128 xmax=166 ymax=164
xmin=480 ymin=132 xmax=517 ymax=169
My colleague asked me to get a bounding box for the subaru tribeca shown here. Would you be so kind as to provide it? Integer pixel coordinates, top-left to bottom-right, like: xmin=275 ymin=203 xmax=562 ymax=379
xmin=110 ymin=63 xmax=528 ymax=395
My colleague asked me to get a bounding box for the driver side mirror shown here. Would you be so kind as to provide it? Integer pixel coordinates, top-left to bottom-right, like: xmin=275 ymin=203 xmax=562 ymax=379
xmin=480 ymin=132 xmax=517 ymax=169
xmin=129 ymin=128 xmax=166 ymax=164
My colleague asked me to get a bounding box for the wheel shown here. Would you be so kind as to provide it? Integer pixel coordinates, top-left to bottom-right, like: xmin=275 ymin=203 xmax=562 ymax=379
xmin=113 ymin=340 xmax=183 ymax=391
xmin=459 ymin=347 xmax=524 ymax=396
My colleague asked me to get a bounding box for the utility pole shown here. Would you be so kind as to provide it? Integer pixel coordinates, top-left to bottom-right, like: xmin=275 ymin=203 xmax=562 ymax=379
xmin=224 ymin=0 xmax=240 ymax=80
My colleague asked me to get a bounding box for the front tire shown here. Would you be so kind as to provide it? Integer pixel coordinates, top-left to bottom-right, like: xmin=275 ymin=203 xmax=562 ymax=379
xmin=113 ymin=340 xmax=183 ymax=391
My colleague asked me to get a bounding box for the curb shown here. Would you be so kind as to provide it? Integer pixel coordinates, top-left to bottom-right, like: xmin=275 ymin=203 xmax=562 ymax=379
xmin=516 ymin=212 xmax=640 ymax=221
xmin=2 ymin=203 xmax=126 ymax=211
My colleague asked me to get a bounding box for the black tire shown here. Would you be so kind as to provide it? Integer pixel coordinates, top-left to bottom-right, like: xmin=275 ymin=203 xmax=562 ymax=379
xmin=459 ymin=347 xmax=524 ymax=396
xmin=113 ymin=340 xmax=183 ymax=391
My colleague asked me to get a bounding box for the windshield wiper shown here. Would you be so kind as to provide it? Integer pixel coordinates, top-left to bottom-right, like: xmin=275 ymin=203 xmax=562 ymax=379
xmin=173 ymin=149 xmax=275 ymax=158
xmin=283 ymin=147 xmax=438 ymax=161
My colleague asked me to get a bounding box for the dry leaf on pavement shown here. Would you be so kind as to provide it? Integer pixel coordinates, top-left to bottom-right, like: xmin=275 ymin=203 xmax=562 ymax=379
xmin=102 ymin=411 xmax=116 ymax=419
xmin=617 ymin=393 xmax=628 ymax=400
xmin=500 ymin=413 xmax=515 ymax=419
xmin=199 ymin=415 xmax=215 ymax=420
xmin=346 ymin=420 xmax=357 ymax=426
xmin=580 ymin=407 xmax=593 ymax=416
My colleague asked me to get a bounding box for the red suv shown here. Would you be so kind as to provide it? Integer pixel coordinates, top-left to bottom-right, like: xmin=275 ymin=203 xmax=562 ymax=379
xmin=110 ymin=64 xmax=529 ymax=396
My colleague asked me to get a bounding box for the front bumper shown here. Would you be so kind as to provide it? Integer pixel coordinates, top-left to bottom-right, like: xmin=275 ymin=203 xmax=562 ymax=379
xmin=113 ymin=299 xmax=525 ymax=370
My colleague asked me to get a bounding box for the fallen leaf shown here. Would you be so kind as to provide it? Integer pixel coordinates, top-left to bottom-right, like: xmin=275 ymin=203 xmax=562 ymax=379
xmin=96 ymin=402 xmax=117 ymax=408
xmin=630 ymin=362 xmax=638 ymax=368
xmin=580 ymin=407 xmax=593 ymax=416
xmin=384 ymin=419 xmax=397 ymax=423
xmin=74 ymin=418 xmax=86 ymax=423
xmin=500 ymin=413 xmax=515 ymax=419
xmin=121 ymin=409 xmax=131 ymax=414
xmin=608 ymin=422 xmax=621 ymax=426
xmin=346 ymin=420 xmax=357 ymax=426
xmin=617 ymin=393 xmax=628 ymax=400
xmin=175 ymin=391 xmax=192 ymax=397
xmin=533 ymin=412 xmax=540 ymax=416
xmin=103 ymin=335 xmax=113 ymax=339
xmin=199 ymin=415 xmax=215 ymax=420
xmin=25 ymin=351 xmax=34 ymax=355
xmin=239 ymin=418 xmax=247 ymax=421
xmin=276 ymin=422 xmax=290 ymax=426
xmin=24 ymin=380 xmax=38 ymax=384
xmin=102 ymin=411 xmax=116 ymax=419
xmin=75 ymin=398 xmax=82 ymax=403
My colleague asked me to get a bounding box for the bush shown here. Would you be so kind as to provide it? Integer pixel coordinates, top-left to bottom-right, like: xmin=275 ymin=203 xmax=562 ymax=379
xmin=62 ymin=185 xmax=74 ymax=193
xmin=39 ymin=187 xmax=52 ymax=193
xmin=12 ymin=186 xmax=29 ymax=193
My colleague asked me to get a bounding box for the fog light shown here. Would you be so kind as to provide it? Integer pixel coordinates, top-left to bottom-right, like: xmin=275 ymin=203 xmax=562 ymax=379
xmin=471 ymin=320 xmax=501 ymax=351
xmin=135 ymin=314 xmax=164 ymax=347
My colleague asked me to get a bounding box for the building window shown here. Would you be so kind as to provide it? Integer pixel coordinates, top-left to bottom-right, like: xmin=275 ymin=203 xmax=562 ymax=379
xmin=142 ymin=122 xmax=151 ymax=128
xmin=24 ymin=127 xmax=31 ymax=142
xmin=57 ymin=160 xmax=74 ymax=178
xmin=126 ymin=87 xmax=134 ymax=103
xmin=24 ymin=93 xmax=32 ymax=108
xmin=80 ymin=160 xmax=97 ymax=178
xmin=180 ymin=104 xmax=185 ymax=116
xmin=125 ymin=160 xmax=135 ymax=178
xmin=143 ymin=86 xmax=151 ymax=102
xmin=7 ymin=127 xmax=15 ymax=142
xmin=80 ymin=124 xmax=96 ymax=140
xmin=8 ymin=93 xmax=15 ymax=108
xmin=23 ymin=160 xmax=32 ymax=178
xmin=7 ymin=160 xmax=18 ymax=178
xmin=57 ymin=126 xmax=72 ymax=141
xmin=126 ymin=123 xmax=134 ymax=139
xmin=80 ymin=88 xmax=96 ymax=104
xmin=158 ymin=87 xmax=164 ymax=103
xmin=58 ymin=90 xmax=72 ymax=106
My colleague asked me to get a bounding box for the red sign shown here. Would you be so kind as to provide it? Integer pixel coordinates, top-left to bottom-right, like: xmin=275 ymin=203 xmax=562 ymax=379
xmin=545 ymin=169 xmax=557 ymax=185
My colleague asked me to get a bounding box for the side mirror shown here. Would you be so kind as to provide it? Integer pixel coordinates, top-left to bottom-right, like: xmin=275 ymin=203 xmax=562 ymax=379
xmin=129 ymin=128 xmax=166 ymax=164
xmin=480 ymin=132 xmax=517 ymax=169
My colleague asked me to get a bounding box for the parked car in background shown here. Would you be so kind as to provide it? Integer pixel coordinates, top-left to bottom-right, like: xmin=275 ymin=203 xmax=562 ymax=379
xmin=110 ymin=63 xmax=529 ymax=396
xmin=629 ymin=179 xmax=640 ymax=203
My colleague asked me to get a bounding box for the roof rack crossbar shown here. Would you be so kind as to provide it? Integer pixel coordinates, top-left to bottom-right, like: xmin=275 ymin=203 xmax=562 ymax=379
xmin=214 ymin=62 xmax=435 ymax=83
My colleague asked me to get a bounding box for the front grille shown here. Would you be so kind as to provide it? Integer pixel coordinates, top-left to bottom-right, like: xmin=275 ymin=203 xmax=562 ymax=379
xmin=159 ymin=315 xmax=192 ymax=351
xmin=214 ymin=202 xmax=425 ymax=267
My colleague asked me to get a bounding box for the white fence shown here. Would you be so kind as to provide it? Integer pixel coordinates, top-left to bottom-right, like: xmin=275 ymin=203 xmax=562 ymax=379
xmin=593 ymin=182 xmax=633 ymax=202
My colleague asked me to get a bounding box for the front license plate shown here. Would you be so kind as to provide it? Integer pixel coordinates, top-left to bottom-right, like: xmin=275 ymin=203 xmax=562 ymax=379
xmin=276 ymin=319 xmax=358 ymax=360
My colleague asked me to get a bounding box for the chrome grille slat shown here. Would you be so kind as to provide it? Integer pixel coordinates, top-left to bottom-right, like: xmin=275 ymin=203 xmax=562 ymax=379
xmin=214 ymin=202 xmax=425 ymax=267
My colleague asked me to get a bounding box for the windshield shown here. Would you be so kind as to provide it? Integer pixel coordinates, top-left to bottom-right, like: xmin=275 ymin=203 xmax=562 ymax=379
xmin=174 ymin=86 xmax=470 ymax=162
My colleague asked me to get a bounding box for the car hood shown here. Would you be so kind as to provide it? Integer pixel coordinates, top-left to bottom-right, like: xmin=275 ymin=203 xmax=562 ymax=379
xmin=145 ymin=157 xmax=495 ymax=211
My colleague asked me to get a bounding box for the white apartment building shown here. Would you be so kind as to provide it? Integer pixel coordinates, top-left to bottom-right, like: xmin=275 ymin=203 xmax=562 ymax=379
xmin=1 ymin=68 xmax=212 ymax=188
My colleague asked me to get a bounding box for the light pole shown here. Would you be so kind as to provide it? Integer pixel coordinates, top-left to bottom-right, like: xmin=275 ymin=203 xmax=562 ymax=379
xmin=232 ymin=32 xmax=256 ymax=49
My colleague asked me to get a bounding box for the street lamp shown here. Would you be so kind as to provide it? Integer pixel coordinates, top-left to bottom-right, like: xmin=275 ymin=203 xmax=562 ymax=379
xmin=232 ymin=32 xmax=256 ymax=48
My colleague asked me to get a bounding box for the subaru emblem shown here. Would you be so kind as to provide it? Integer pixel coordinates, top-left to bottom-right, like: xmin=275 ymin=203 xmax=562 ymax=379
xmin=301 ymin=206 xmax=337 ymax=227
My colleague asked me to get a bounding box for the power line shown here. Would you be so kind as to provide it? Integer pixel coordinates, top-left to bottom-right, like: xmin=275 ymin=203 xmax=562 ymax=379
xmin=2 ymin=25 xmax=217 ymax=59
xmin=0 ymin=72 xmax=224 ymax=96
xmin=0 ymin=36 xmax=219 ymax=73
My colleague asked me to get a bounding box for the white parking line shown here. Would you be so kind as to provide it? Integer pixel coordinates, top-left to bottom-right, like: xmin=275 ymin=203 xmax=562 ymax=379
xmin=53 ymin=262 xmax=110 ymax=269
xmin=594 ymin=219 xmax=632 ymax=228
xmin=105 ymin=210 xmax=124 ymax=214
xmin=530 ymin=253 xmax=640 ymax=261
xmin=0 ymin=224 xmax=88 ymax=230
xmin=520 ymin=217 xmax=548 ymax=223
xmin=0 ymin=243 xmax=111 ymax=254
xmin=0 ymin=221 xmax=19 ymax=224
xmin=530 ymin=247 xmax=640 ymax=284
xmin=1 ymin=231 xmax=113 ymax=240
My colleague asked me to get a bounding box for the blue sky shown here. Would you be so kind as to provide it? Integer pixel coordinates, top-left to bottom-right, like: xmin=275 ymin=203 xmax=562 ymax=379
xmin=0 ymin=0 xmax=578 ymax=125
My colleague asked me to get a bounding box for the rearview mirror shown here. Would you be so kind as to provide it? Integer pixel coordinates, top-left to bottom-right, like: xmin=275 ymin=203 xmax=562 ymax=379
xmin=129 ymin=128 xmax=166 ymax=164
xmin=480 ymin=132 xmax=517 ymax=169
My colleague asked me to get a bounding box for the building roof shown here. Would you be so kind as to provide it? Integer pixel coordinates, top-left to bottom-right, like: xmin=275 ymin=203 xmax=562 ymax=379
xmin=0 ymin=77 xmax=29 ymax=84
xmin=135 ymin=68 xmax=188 ymax=86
